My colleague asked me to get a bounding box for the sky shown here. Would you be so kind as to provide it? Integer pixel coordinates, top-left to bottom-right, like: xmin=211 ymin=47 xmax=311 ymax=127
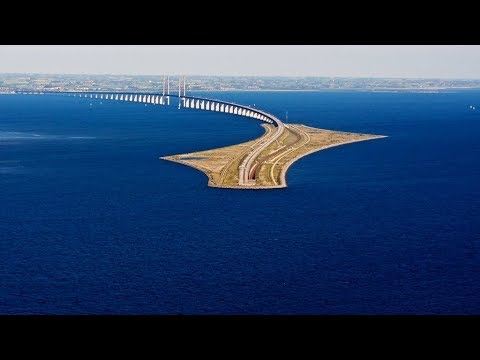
xmin=1 ymin=45 xmax=480 ymax=79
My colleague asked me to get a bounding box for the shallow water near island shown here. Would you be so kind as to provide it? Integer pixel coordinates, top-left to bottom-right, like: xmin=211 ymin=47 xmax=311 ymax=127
xmin=1 ymin=91 xmax=480 ymax=314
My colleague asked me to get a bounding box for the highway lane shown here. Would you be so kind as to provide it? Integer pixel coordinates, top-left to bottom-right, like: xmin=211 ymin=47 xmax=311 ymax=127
xmin=239 ymin=113 xmax=285 ymax=186
xmin=250 ymin=124 xmax=303 ymax=183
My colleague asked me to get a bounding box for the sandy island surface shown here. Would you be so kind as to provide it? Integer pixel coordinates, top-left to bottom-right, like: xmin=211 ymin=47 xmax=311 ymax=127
xmin=161 ymin=123 xmax=386 ymax=189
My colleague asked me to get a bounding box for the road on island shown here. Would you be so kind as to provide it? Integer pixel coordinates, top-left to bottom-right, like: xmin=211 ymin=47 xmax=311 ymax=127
xmin=249 ymin=124 xmax=304 ymax=184
xmin=239 ymin=112 xmax=285 ymax=186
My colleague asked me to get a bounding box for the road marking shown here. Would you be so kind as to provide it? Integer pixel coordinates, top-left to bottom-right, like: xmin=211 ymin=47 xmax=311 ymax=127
xmin=269 ymin=125 xmax=311 ymax=185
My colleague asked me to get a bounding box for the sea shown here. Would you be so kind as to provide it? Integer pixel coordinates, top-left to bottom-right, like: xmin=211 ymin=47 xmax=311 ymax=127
xmin=1 ymin=90 xmax=479 ymax=314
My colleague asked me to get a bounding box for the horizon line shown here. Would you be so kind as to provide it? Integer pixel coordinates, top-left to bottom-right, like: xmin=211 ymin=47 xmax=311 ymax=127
xmin=1 ymin=72 xmax=480 ymax=81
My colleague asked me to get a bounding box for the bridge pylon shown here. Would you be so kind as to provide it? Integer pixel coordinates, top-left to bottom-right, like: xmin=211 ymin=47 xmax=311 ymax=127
xmin=178 ymin=77 xmax=182 ymax=109
xmin=168 ymin=76 xmax=171 ymax=105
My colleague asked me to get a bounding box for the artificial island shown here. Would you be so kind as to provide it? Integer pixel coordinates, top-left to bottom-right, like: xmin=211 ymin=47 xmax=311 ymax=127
xmin=162 ymin=124 xmax=385 ymax=189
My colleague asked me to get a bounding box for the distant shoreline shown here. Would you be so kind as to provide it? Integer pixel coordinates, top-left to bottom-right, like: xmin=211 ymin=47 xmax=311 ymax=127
xmin=190 ymin=87 xmax=480 ymax=92
xmin=3 ymin=72 xmax=480 ymax=94
xmin=4 ymin=87 xmax=480 ymax=95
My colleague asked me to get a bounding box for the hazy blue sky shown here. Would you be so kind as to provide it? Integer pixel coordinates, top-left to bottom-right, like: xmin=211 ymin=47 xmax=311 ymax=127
xmin=1 ymin=45 xmax=480 ymax=78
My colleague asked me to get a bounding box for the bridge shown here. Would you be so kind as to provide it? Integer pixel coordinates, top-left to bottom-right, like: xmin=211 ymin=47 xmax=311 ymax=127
xmin=18 ymin=79 xmax=285 ymax=187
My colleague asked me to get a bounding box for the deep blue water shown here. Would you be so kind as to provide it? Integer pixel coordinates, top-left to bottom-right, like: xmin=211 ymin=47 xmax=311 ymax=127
xmin=1 ymin=91 xmax=479 ymax=314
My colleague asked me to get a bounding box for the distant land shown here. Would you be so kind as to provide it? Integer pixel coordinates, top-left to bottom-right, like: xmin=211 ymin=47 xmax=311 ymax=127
xmin=2 ymin=73 xmax=480 ymax=93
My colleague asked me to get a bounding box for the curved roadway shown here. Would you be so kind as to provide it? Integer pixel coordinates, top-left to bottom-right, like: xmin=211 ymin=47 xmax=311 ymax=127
xmin=238 ymin=111 xmax=284 ymax=186
xmin=179 ymin=95 xmax=285 ymax=186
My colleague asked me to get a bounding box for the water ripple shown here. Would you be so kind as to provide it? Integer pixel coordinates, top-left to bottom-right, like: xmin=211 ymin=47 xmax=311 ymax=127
xmin=0 ymin=131 xmax=95 ymax=141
